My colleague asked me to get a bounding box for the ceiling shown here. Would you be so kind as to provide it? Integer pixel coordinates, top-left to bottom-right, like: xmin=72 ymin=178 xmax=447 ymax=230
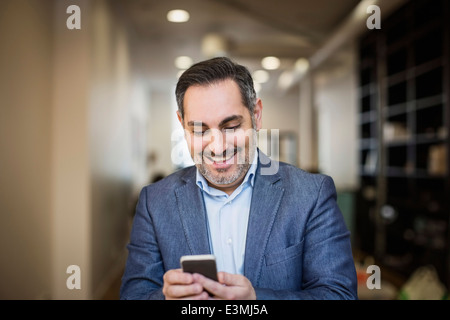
xmin=114 ymin=0 xmax=362 ymax=91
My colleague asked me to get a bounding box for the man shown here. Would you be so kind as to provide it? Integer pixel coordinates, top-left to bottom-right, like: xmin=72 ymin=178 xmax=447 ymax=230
xmin=120 ymin=57 xmax=357 ymax=300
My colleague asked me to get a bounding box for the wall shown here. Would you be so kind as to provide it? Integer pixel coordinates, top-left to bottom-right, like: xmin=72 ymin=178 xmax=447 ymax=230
xmin=88 ymin=0 xmax=146 ymax=299
xmin=0 ymin=0 xmax=148 ymax=299
xmin=298 ymin=73 xmax=318 ymax=171
xmin=51 ymin=0 xmax=92 ymax=299
xmin=258 ymin=87 xmax=301 ymax=165
xmin=313 ymin=44 xmax=359 ymax=191
xmin=147 ymin=89 xmax=177 ymax=180
xmin=52 ymin=0 xmax=148 ymax=299
xmin=0 ymin=0 xmax=54 ymax=299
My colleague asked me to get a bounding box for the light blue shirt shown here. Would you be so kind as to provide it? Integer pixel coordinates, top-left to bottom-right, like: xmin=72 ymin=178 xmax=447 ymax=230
xmin=196 ymin=151 xmax=258 ymax=275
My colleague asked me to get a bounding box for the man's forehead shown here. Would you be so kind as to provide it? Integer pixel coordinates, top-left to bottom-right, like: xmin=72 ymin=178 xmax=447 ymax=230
xmin=183 ymin=81 xmax=249 ymax=124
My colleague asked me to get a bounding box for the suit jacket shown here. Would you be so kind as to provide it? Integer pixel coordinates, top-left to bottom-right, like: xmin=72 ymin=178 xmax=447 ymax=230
xmin=120 ymin=151 xmax=357 ymax=300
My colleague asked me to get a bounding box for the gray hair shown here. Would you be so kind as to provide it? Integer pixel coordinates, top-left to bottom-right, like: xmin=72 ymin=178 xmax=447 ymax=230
xmin=175 ymin=57 xmax=257 ymax=119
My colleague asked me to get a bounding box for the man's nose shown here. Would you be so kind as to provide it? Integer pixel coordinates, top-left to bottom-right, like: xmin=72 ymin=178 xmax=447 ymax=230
xmin=207 ymin=129 xmax=226 ymax=156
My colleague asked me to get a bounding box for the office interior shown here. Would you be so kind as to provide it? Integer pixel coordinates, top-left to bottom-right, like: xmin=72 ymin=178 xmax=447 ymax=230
xmin=0 ymin=0 xmax=448 ymax=300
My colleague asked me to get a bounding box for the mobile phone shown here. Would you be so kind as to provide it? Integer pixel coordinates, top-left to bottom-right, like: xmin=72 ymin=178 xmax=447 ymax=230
xmin=180 ymin=254 xmax=218 ymax=281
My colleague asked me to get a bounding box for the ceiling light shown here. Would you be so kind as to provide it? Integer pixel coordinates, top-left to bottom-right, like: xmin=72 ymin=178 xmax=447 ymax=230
xmin=278 ymin=71 xmax=294 ymax=89
xmin=202 ymin=33 xmax=229 ymax=58
xmin=295 ymin=58 xmax=309 ymax=73
xmin=261 ymin=56 xmax=280 ymax=70
xmin=252 ymin=70 xmax=269 ymax=83
xmin=167 ymin=9 xmax=190 ymax=23
xmin=175 ymin=56 xmax=193 ymax=69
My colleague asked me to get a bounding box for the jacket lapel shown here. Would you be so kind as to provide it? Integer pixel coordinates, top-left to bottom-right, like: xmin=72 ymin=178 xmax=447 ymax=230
xmin=244 ymin=152 xmax=284 ymax=285
xmin=174 ymin=168 xmax=211 ymax=255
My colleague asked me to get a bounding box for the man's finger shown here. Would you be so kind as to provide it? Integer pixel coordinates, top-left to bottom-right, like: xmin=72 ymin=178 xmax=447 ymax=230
xmin=164 ymin=268 xmax=194 ymax=285
xmin=218 ymin=272 xmax=245 ymax=286
xmin=164 ymin=283 xmax=203 ymax=298
xmin=193 ymin=274 xmax=226 ymax=293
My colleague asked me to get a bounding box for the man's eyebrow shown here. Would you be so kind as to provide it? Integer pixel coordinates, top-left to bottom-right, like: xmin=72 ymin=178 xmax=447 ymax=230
xmin=187 ymin=120 xmax=205 ymax=127
xmin=219 ymin=115 xmax=243 ymax=127
xmin=186 ymin=115 xmax=243 ymax=128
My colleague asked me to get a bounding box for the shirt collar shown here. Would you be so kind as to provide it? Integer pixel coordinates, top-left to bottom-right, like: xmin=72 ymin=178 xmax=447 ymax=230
xmin=196 ymin=149 xmax=258 ymax=195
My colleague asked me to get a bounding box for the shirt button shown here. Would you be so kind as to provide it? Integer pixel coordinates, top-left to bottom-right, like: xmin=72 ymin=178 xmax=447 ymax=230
xmin=227 ymin=238 xmax=232 ymax=245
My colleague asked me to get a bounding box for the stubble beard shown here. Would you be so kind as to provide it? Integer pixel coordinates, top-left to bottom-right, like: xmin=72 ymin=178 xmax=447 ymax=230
xmin=196 ymin=149 xmax=251 ymax=186
xmin=195 ymin=126 xmax=257 ymax=186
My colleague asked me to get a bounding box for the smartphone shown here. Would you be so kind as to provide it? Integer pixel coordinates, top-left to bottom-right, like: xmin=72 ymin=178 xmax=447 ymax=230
xmin=180 ymin=254 xmax=218 ymax=281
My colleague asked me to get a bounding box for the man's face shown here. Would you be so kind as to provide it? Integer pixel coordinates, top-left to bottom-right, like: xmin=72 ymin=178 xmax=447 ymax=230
xmin=178 ymin=79 xmax=262 ymax=194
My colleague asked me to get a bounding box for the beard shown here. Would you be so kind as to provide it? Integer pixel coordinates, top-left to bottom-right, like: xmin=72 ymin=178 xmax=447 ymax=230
xmin=196 ymin=148 xmax=252 ymax=186
xmin=194 ymin=127 xmax=257 ymax=186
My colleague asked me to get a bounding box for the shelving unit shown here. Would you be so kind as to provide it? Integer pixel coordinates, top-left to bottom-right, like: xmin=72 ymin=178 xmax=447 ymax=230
xmin=355 ymin=0 xmax=450 ymax=288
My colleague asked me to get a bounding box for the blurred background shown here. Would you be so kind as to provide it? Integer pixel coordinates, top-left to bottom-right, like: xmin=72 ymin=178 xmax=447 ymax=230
xmin=0 ymin=0 xmax=448 ymax=299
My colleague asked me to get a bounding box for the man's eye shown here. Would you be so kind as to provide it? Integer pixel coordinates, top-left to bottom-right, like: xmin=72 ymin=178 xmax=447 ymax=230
xmin=224 ymin=125 xmax=241 ymax=131
xmin=193 ymin=131 xmax=204 ymax=136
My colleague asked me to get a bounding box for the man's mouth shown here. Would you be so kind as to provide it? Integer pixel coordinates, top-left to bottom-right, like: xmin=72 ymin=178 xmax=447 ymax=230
xmin=203 ymin=149 xmax=238 ymax=166
xmin=208 ymin=151 xmax=236 ymax=163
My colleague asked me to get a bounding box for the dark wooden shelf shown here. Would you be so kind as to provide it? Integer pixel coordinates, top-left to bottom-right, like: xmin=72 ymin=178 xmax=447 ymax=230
xmin=355 ymin=0 xmax=450 ymax=289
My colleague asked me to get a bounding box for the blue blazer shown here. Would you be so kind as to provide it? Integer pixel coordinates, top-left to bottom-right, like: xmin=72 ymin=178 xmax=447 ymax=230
xmin=120 ymin=151 xmax=358 ymax=300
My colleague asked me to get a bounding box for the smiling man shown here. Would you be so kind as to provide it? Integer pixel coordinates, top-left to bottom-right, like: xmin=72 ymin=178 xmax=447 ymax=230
xmin=120 ymin=57 xmax=357 ymax=300
xmin=181 ymin=77 xmax=261 ymax=195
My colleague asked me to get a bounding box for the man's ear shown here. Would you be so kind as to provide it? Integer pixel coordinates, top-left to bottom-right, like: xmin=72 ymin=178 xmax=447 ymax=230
xmin=176 ymin=110 xmax=184 ymax=127
xmin=253 ymin=98 xmax=263 ymax=131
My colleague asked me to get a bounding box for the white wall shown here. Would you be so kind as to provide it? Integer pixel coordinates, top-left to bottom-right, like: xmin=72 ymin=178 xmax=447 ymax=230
xmin=259 ymin=88 xmax=300 ymax=136
xmin=314 ymin=45 xmax=359 ymax=191
xmin=258 ymin=87 xmax=301 ymax=165
xmin=147 ymin=89 xmax=176 ymax=179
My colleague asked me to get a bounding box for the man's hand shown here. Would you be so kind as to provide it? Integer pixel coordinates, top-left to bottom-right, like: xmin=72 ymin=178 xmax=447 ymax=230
xmin=193 ymin=272 xmax=256 ymax=300
xmin=162 ymin=269 xmax=209 ymax=300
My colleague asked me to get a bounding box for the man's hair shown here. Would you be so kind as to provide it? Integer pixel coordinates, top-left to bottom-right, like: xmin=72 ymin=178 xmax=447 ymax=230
xmin=175 ymin=57 xmax=257 ymax=119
